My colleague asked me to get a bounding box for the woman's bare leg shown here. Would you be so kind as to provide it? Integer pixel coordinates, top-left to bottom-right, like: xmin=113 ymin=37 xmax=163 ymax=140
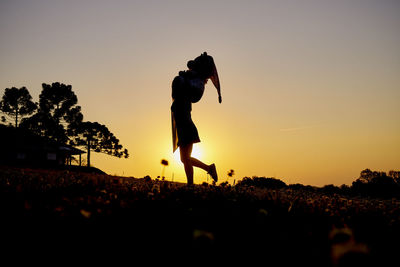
xmin=180 ymin=143 xmax=210 ymax=185
xmin=180 ymin=144 xmax=194 ymax=185
xmin=190 ymin=157 xmax=209 ymax=171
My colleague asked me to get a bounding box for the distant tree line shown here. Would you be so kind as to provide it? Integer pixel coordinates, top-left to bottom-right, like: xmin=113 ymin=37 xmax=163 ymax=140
xmin=0 ymin=83 xmax=129 ymax=167
xmin=350 ymin=169 xmax=400 ymax=198
xmin=235 ymin=168 xmax=400 ymax=199
xmin=236 ymin=176 xmax=288 ymax=189
xmin=316 ymin=169 xmax=400 ymax=198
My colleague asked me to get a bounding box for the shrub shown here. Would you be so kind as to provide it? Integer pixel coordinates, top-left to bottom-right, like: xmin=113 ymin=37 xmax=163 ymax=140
xmin=235 ymin=176 xmax=287 ymax=189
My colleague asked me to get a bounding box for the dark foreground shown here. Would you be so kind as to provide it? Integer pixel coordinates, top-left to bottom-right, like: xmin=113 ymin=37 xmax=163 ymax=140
xmin=1 ymin=167 xmax=399 ymax=266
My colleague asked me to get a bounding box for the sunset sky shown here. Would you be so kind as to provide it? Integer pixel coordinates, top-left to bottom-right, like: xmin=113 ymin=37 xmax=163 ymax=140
xmin=1 ymin=0 xmax=399 ymax=186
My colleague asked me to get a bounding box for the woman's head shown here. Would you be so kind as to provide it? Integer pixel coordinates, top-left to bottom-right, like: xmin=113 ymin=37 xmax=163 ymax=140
xmin=187 ymin=52 xmax=221 ymax=103
xmin=187 ymin=52 xmax=216 ymax=79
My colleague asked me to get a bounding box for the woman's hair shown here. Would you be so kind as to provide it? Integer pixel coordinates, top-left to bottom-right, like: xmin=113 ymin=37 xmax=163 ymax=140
xmin=187 ymin=52 xmax=215 ymax=79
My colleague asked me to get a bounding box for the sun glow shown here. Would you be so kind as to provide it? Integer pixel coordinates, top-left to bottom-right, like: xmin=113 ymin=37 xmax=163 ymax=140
xmin=173 ymin=144 xmax=204 ymax=163
xmin=192 ymin=144 xmax=203 ymax=159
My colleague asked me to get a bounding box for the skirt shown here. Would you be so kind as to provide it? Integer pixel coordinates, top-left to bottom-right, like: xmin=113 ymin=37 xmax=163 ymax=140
xmin=171 ymin=101 xmax=200 ymax=152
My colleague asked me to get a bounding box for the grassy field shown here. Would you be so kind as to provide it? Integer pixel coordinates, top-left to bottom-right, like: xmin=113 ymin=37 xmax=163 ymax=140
xmin=1 ymin=166 xmax=399 ymax=266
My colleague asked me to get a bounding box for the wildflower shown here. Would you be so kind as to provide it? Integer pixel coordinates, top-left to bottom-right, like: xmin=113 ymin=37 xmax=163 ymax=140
xmin=80 ymin=209 xmax=91 ymax=219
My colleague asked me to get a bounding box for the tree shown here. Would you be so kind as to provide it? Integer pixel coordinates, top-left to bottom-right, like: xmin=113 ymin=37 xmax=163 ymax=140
xmin=20 ymin=112 xmax=57 ymax=141
xmin=0 ymin=87 xmax=37 ymax=127
xmin=358 ymin=169 xmax=374 ymax=183
xmin=352 ymin=169 xmax=400 ymax=198
xmin=70 ymin=121 xmax=129 ymax=167
xmin=21 ymin=82 xmax=82 ymax=143
xmin=236 ymin=176 xmax=287 ymax=189
xmin=388 ymin=170 xmax=400 ymax=182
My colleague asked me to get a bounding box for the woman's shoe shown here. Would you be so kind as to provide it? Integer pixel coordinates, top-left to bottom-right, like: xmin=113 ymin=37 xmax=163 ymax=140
xmin=208 ymin=164 xmax=218 ymax=182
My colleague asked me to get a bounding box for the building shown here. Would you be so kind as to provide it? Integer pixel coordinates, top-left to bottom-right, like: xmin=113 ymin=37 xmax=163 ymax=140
xmin=0 ymin=124 xmax=85 ymax=167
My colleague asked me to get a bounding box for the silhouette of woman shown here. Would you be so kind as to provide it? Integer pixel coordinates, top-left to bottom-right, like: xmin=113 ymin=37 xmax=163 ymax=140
xmin=171 ymin=52 xmax=221 ymax=185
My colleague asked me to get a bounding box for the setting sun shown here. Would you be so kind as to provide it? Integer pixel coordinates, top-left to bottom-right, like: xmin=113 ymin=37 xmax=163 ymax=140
xmin=173 ymin=144 xmax=203 ymax=163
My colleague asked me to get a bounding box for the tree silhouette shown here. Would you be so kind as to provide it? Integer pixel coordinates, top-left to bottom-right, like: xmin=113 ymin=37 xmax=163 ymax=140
xmin=70 ymin=121 xmax=128 ymax=167
xmin=0 ymin=87 xmax=37 ymax=127
xmin=388 ymin=170 xmax=400 ymax=182
xmin=236 ymin=176 xmax=287 ymax=189
xmin=352 ymin=169 xmax=400 ymax=198
xmin=21 ymin=82 xmax=82 ymax=143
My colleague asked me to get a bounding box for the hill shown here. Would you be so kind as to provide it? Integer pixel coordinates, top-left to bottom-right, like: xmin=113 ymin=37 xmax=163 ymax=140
xmin=1 ymin=166 xmax=399 ymax=266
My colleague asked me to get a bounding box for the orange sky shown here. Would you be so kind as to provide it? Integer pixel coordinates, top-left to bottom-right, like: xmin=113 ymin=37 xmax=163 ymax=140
xmin=1 ymin=0 xmax=399 ymax=186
